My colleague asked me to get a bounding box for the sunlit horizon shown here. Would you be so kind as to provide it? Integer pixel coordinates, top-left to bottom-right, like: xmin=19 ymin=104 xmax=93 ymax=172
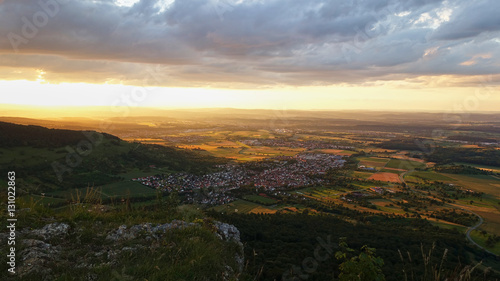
xmin=1 ymin=0 xmax=500 ymax=117
xmin=1 ymin=79 xmax=499 ymax=118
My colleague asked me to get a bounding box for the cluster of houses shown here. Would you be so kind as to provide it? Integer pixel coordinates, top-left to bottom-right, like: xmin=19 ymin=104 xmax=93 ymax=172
xmin=132 ymin=153 xmax=347 ymax=204
xmin=358 ymin=165 xmax=377 ymax=171
xmin=370 ymin=187 xmax=384 ymax=194
xmin=183 ymin=190 xmax=235 ymax=206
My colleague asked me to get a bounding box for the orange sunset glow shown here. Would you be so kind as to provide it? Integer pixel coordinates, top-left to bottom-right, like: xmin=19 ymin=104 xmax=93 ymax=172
xmin=0 ymin=0 xmax=499 ymax=116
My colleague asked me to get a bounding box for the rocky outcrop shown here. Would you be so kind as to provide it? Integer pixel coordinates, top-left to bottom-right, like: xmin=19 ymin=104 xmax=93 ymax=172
xmin=31 ymin=222 xmax=70 ymax=240
xmin=214 ymin=221 xmax=245 ymax=274
xmin=17 ymin=239 xmax=61 ymax=278
xmin=7 ymin=220 xmax=244 ymax=280
xmin=106 ymin=220 xmax=196 ymax=241
xmin=214 ymin=221 xmax=241 ymax=242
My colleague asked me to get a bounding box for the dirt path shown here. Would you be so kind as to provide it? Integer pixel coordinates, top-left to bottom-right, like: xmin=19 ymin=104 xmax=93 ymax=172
xmin=400 ymin=170 xmax=411 ymax=185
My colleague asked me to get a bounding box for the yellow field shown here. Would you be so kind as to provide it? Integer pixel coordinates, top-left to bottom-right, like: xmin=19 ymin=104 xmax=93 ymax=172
xmin=249 ymin=206 xmax=278 ymax=214
xmin=476 ymin=210 xmax=500 ymax=234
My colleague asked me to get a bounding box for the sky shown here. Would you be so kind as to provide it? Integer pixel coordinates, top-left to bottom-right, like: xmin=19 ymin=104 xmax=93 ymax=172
xmin=0 ymin=0 xmax=499 ymax=113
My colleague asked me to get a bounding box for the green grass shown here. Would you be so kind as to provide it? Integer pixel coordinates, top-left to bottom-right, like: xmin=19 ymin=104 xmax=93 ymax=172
xmin=441 ymin=174 xmax=500 ymax=196
xmin=385 ymin=158 xmax=427 ymax=170
xmin=407 ymin=171 xmax=456 ymax=181
xmin=20 ymin=194 xmax=68 ymax=206
xmin=352 ymin=171 xmax=374 ymax=179
xmin=243 ymin=194 xmax=277 ymax=204
xmin=428 ymin=220 xmax=467 ymax=232
xmin=99 ymin=181 xmax=157 ymax=198
xmin=47 ymin=181 xmax=157 ymax=200
xmin=0 ymin=146 xmax=67 ymax=166
xmin=211 ymin=199 xmax=263 ymax=214
xmin=118 ymin=168 xmax=165 ymax=180
xmin=469 ymin=230 xmax=500 ymax=256
xmin=380 ymin=168 xmax=406 ymax=175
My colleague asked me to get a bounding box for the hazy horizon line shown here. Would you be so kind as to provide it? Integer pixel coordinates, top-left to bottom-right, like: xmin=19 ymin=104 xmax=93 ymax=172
xmin=1 ymin=103 xmax=499 ymax=115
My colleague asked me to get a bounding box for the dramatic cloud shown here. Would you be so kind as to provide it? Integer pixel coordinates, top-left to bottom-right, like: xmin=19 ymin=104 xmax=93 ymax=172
xmin=0 ymin=0 xmax=498 ymax=87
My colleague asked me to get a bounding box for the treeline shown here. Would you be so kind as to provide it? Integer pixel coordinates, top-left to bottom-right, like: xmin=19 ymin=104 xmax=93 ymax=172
xmin=1 ymin=122 xmax=225 ymax=191
xmin=376 ymin=137 xmax=500 ymax=167
xmin=434 ymin=164 xmax=494 ymax=175
xmin=211 ymin=213 xmax=499 ymax=281
xmin=0 ymin=121 xmax=119 ymax=148
xmin=446 ymin=135 xmax=497 ymax=143
xmin=376 ymin=138 xmax=431 ymax=151
xmin=116 ymin=144 xmax=227 ymax=175
xmin=430 ymin=209 xmax=478 ymax=226
xmin=426 ymin=147 xmax=500 ymax=167
xmin=12 ymin=143 xmax=226 ymax=191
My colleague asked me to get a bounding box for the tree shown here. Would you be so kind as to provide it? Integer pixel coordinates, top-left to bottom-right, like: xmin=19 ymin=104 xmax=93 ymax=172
xmin=335 ymin=238 xmax=385 ymax=281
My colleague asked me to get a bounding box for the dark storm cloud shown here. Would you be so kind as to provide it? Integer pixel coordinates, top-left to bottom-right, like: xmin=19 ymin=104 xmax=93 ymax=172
xmin=0 ymin=0 xmax=498 ymax=87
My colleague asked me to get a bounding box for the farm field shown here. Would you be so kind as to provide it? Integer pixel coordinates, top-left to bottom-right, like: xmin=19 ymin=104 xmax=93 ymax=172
xmin=243 ymin=194 xmax=278 ymax=205
xmin=357 ymin=157 xmax=390 ymax=167
xmin=441 ymin=174 xmax=500 ymax=196
xmin=293 ymin=186 xmax=347 ymax=199
xmin=405 ymin=171 xmax=456 ymax=182
xmin=242 ymin=146 xmax=305 ymax=157
xmin=370 ymin=198 xmax=404 ymax=213
xmin=475 ymin=210 xmax=500 ymax=235
xmin=249 ymin=206 xmax=278 ymax=214
xmin=178 ymin=142 xmax=309 ymax=161
xmin=352 ymin=171 xmax=374 ymax=179
xmin=428 ymin=220 xmax=467 ymax=232
xmin=211 ymin=199 xmax=270 ymax=214
xmin=384 ymin=158 xmax=426 ymax=170
xmin=380 ymin=168 xmax=406 ymax=174
xmin=368 ymin=172 xmax=402 ymax=183
xmin=359 ymin=157 xmax=391 ymax=163
xmin=359 ymin=160 xmax=388 ymax=168
xmin=228 ymin=130 xmax=274 ymax=139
